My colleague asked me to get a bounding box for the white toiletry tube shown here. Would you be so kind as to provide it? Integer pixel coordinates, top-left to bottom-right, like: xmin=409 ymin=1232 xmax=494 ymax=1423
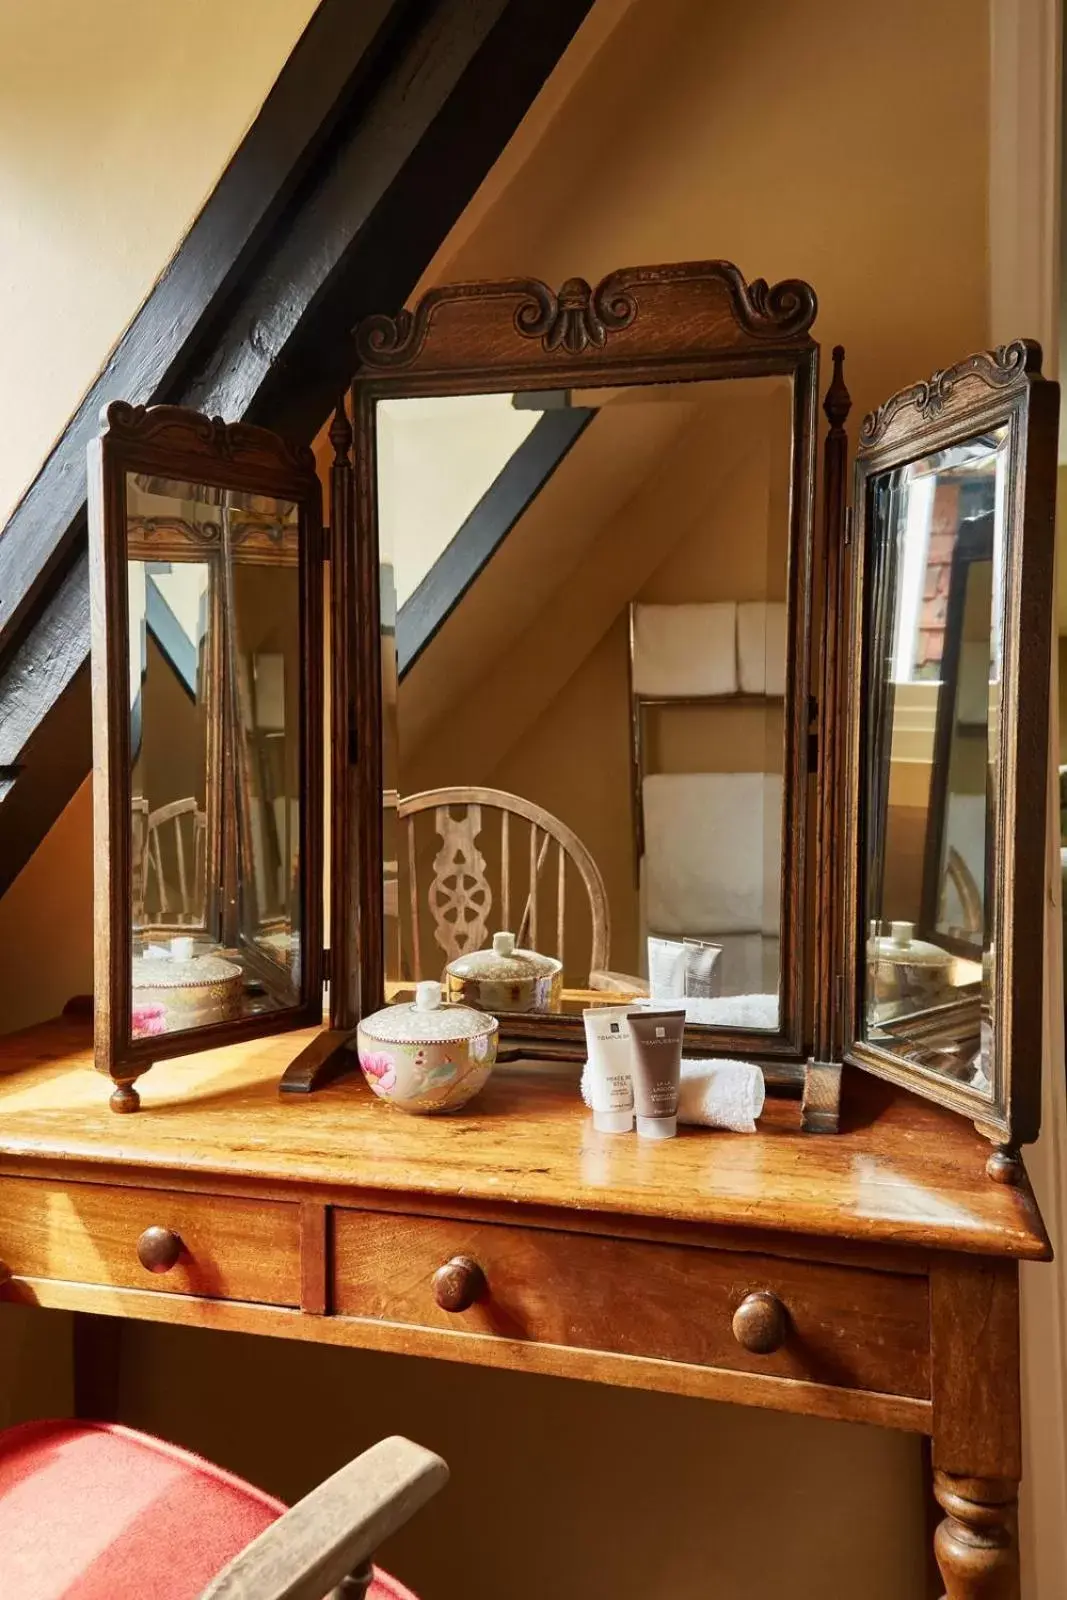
xmin=647 ymin=935 xmax=687 ymax=999
xmin=682 ymin=937 xmax=723 ymax=998
xmin=582 ymin=1006 xmax=635 ymax=1133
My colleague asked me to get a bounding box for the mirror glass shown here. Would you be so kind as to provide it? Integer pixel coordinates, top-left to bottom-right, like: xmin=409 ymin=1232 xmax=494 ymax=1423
xmin=126 ymin=472 xmax=303 ymax=1040
xmin=862 ymin=427 xmax=1007 ymax=1094
xmin=376 ymin=379 xmax=796 ymax=1029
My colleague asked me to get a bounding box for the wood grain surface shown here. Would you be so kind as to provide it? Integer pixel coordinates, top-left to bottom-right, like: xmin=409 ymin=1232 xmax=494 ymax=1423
xmin=332 ymin=1210 xmax=931 ymax=1399
xmin=0 ymin=1174 xmax=302 ymax=1305
xmin=0 ymin=1017 xmax=1049 ymax=1260
xmin=1 ymin=1274 xmax=932 ymax=1435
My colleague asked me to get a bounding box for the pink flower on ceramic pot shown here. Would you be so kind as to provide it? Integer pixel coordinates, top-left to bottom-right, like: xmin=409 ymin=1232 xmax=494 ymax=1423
xmin=360 ymin=1051 xmax=397 ymax=1094
xmin=132 ymin=1003 xmax=166 ymax=1039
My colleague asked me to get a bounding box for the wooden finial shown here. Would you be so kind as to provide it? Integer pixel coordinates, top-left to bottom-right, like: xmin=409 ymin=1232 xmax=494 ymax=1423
xmin=823 ymin=345 xmax=851 ymax=433
xmin=110 ymin=1080 xmax=141 ymax=1114
xmin=986 ymin=1147 xmax=1024 ymax=1185
xmin=329 ymin=395 xmax=353 ymax=460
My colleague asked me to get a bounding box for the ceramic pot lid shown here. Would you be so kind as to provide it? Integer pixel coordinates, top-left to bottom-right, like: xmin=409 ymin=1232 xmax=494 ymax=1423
xmin=133 ymin=953 xmax=241 ymax=990
xmin=361 ymin=981 xmax=497 ymax=1044
xmin=868 ymin=921 xmax=953 ymax=969
xmin=446 ymin=931 xmax=561 ymax=983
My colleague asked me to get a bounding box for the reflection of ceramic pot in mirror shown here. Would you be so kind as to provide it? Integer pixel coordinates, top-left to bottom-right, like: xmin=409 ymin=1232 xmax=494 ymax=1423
xmin=356 ymin=981 xmax=498 ymax=1114
xmin=132 ymin=949 xmax=243 ymax=1037
xmin=868 ymin=921 xmax=955 ymax=1016
xmin=445 ymin=931 xmax=563 ymax=1014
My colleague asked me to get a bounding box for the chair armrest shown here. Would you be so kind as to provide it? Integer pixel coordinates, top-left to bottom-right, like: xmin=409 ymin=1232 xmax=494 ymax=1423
xmin=200 ymin=1436 xmax=448 ymax=1600
xmin=588 ymin=968 xmax=649 ymax=997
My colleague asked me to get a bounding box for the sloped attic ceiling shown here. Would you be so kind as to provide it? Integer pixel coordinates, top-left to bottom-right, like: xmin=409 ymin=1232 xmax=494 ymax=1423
xmin=0 ymin=0 xmax=597 ymax=899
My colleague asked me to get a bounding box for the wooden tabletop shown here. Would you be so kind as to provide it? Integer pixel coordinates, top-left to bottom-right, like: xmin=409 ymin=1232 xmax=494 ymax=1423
xmin=0 ymin=1017 xmax=1050 ymax=1260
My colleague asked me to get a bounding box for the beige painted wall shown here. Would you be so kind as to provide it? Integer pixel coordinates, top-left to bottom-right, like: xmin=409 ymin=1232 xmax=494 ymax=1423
xmin=0 ymin=0 xmax=319 ymax=528
xmin=0 ymin=0 xmax=997 ymax=1595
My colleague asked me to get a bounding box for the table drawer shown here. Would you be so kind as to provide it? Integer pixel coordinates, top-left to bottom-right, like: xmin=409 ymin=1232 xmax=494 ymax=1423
xmin=0 ymin=1178 xmax=302 ymax=1306
xmin=333 ymin=1211 xmax=930 ymax=1399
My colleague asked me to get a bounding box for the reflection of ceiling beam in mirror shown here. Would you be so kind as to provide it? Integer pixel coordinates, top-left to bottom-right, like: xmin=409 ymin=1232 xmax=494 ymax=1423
xmin=144 ymin=577 xmax=198 ymax=700
xmin=395 ymin=405 xmax=594 ymax=676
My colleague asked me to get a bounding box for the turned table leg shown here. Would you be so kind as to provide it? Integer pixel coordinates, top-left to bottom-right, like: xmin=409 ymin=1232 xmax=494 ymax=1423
xmin=931 ymin=1260 xmax=1021 ymax=1600
xmin=933 ymin=1474 xmax=1017 ymax=1598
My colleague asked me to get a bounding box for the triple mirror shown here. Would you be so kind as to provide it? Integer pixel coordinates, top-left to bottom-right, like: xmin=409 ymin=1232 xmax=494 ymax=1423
xmin=86 ymin=269 xmax=1057 ymax=1149
xmin=844 ymin=343 xmax=1057 ymax=1150
xmin=338 ymin=264 xmax=822 ymax=1072
xmin=89 ymin=403 xmax=324 ymax=1109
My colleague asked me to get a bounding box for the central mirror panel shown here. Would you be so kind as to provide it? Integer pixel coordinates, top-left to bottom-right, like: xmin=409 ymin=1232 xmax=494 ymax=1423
xmin=126 ymin=472 xmax=303 ymax=1040
xmin=861 ymin=429 xmax=1005 ymax=1094
xmin=376 ymin=378 xmax=794 ymax=1032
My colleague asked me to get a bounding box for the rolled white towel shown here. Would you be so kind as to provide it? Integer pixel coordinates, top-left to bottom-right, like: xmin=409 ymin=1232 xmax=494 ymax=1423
xmin=580 ymin=1056 xmax=765 ymax=1133
xmin=678 ymin=1058 xmax=765 ymax=1132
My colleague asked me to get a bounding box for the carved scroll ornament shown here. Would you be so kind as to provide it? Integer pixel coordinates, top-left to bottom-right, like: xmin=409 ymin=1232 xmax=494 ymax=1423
xmin=354 ymin=262 xmax=818 ymax=370
xmin=104 ymin=401 xmax=317 ymax=478
xmin=859 ymin=340 xmax=1041 ymax=449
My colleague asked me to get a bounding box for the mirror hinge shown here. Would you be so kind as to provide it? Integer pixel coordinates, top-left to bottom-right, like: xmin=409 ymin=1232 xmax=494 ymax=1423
xmin=843 ymin=505 xmax=854 ymax=546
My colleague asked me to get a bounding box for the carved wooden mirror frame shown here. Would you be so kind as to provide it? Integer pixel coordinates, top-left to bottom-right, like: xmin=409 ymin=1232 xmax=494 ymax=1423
xmin=840 ymin=342 xmax=1058 ymax=1157
xmin=333 ymin=261 xmax=824 ymax=1075
xmin=89 ymin=402 xmax=325 ymax=1110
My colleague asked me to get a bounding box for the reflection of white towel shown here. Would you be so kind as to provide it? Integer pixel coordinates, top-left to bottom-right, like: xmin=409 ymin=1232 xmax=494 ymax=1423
xmin=714 ymin=933 xmax=779 ymax=995
xmin=633 ymin=992 xmax=779 ymax=1029
xmin=737 ymin=602 xmax=787 ymax=696
xmin=643 ymin=772 xmax=783 ymax=935
xmin=632 ymin=603 xmax=737 ymax=697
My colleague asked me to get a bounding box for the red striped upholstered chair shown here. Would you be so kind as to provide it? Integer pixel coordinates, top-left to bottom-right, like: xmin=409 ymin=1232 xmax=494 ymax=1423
xmin=0 ymin=1422 xmax=445 ymax=1600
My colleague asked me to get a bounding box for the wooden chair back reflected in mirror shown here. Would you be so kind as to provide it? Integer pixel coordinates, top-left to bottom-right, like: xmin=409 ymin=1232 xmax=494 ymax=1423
xmin=144 ymin=797 xmax=208 ymax=932
xmin=392 ymin=786 xmax=611 ymax=992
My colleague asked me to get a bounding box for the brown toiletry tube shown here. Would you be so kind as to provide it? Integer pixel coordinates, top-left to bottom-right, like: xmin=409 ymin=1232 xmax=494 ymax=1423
xmin=626 ymin=1008 xmax=685 ymax=1139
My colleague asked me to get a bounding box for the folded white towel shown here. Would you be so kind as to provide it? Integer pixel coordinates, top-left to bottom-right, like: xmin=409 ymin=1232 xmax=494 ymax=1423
xmin=631 ymin=602 xmax=737 ymax=698
xmin=580 ymin=1056 xmax=765 ymax=1132
xmin=642 ymin=772 xmax=783 ymax=936
xmin=737 ymin=602 xmax=787 ymax=697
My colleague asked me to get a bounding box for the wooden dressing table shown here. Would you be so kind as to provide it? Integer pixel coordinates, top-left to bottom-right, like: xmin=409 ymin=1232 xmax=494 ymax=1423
xmin=68 ymin=268 xmax=1061 ymax=1598
xmin=0 ymin=1016 xmax=1049 ymax=1596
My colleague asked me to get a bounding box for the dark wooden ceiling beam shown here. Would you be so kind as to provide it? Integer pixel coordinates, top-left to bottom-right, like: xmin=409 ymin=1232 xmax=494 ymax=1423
xmin=0 ymin=0 xmax=595 ymax=897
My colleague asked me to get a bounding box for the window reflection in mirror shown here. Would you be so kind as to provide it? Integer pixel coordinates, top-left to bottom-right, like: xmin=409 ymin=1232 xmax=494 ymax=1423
xmin=862 ymin=427 xmax=1006 ymax=1095
xmin=126 ymin=473 xmax=303 ymax=1041
xmin=376 ymin=379 xmax=795 ymax=1030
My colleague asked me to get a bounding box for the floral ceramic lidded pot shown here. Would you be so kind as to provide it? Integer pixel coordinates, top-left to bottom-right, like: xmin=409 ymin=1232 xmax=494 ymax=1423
xmin=356 ymin=981 xmax=498 ymax=1114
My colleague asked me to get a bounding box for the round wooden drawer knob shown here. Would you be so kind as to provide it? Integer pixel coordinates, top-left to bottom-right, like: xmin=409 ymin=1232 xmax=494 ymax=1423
xmin=432 ymin=1255 xmax=486 ymax=1313
xmin=732 ymin=1291 xmax=788 ymax=1355
xmin=136 ymin=1226 xmax=183 ymax=1274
